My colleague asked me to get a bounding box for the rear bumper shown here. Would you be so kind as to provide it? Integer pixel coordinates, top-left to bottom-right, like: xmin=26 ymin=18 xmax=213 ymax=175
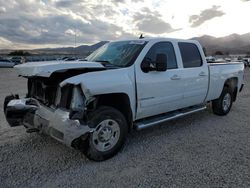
xmin=4 ymin=95 xmax=93 ymax=146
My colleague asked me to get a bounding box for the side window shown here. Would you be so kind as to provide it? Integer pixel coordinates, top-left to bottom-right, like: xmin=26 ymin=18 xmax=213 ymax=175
xmin=144 ymin=42 xmax=177 ymax=69
xmin=178 ymin=42 xmax=202 ymax=68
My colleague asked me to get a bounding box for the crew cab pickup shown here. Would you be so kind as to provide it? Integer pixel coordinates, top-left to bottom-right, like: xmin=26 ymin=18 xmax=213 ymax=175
xmin=4 ymin=38 xmax=244 ymax=161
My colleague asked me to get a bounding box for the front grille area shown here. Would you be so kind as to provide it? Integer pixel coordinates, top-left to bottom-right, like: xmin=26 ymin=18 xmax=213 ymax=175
xmin=28 ymin=78 xmax=58 ymax=106
xmin=27 ymin=74 xmax=75 ymax=110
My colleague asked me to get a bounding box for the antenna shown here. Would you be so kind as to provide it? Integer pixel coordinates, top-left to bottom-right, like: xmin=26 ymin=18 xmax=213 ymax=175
xmin=139 ymin=34 xmax=144 ymax=39
xmin=74 ymin=25 xmax=77 ymax=57
xmin=74 ymin=26 xmax=76 ymax=48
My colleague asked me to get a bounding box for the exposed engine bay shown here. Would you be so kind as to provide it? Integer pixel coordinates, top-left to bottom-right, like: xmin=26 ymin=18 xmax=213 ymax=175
xmin=26 ymin=68 xmax=104 ymax=108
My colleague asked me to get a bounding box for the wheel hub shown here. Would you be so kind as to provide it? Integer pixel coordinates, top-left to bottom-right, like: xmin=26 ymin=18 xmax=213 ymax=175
xmin=98 ymin=127 xmax=112 ymax=142
xmin=91 ymin=119 xmax=120 ymax=152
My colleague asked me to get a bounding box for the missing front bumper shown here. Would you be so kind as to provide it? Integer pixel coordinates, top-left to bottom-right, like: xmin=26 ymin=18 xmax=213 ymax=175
xmin=4 ymin=95 xmax=93 ymax=146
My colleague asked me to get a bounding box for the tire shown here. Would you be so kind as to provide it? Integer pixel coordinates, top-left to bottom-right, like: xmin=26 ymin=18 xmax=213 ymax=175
xmin=82 ymin=106 xmax=128 ymax=161
xmin=212 ymin=87 xmax=233 ymax=116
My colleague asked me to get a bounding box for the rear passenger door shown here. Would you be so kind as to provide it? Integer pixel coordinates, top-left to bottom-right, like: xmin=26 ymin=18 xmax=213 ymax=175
xmin=178 ymin=42 xmax=209 ymax=107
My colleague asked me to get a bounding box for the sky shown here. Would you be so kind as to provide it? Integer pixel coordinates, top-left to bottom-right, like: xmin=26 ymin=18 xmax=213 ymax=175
xmin=0 ymin=0 xmax=249 ymax=49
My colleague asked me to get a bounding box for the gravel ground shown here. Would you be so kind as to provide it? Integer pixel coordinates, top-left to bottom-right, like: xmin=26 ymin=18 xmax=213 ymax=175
xmin=0 ymin=68 xmax=250 ymax=188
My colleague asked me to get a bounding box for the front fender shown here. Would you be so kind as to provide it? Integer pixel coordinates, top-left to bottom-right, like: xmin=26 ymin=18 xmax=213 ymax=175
xmin=60 ymin=67 xmax=136 ymax=118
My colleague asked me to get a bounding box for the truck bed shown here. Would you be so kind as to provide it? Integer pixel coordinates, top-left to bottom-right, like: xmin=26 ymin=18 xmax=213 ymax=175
xmin=208 ymin=62 xmax=243 ymax=66
xmin=206 ymin=62 xmax=244 ymax=101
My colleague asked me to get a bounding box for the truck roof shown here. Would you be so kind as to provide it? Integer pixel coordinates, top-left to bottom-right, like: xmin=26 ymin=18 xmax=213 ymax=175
xmin=113 ymin=37 xmax=199 ymax=44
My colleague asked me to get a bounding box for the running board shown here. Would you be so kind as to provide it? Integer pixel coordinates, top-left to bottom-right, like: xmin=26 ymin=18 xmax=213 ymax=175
xmin=135 ymin=105 xmax=207 ymax=131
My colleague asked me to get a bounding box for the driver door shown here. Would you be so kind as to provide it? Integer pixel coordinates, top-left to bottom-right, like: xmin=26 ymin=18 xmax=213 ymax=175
xmin=135 ymin=41 xmax=185 ymax=119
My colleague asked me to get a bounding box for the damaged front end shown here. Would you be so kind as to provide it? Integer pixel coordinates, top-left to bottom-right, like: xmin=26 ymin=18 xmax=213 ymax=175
xmin=4 ymin=81 xmax=94 ymax=147
xmin=4 ymin=95 xmax=38 ymax=127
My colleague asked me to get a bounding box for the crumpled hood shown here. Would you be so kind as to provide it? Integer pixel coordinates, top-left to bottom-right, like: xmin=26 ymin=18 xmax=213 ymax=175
xmin=14 ymin=60 xmax=105 ymax=77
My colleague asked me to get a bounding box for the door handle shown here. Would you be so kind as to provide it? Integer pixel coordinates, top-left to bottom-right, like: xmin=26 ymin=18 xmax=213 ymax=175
xmin=199 ymin=71 xmax=207 ymax=76
xmin=171 ymin=75 xmax=181 ymax=80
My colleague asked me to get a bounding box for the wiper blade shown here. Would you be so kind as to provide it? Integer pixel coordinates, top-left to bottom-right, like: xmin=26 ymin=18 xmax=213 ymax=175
xmin=94 ymin=60 xmax=120 ymax=68
xmin=95 ymin=60 xmax=111 ymax=64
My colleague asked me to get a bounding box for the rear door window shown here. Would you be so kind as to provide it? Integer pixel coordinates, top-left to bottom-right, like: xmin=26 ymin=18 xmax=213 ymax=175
xmin=178 ymin=43 xmax=202 ymax=68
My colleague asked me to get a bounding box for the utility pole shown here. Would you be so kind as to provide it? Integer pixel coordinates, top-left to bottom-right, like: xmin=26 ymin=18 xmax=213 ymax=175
xmin=74 ymin=26 xmax=76 ymax=48
xmin=74 ymin=25 xmax=77 ymax=57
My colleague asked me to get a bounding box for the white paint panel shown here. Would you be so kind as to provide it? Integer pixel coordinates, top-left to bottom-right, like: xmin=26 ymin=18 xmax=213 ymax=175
xmin=14 ymin=61 xmax=104 ymax=77
xmin=206 ymin=62 xmax=244 ymax=101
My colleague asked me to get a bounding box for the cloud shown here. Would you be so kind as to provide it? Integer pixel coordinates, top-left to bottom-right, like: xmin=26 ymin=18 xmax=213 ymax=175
xmin=133 ymin=8 xmax=180 ymax=34
xmin=0 ymin=37 xmax=13 ymax=48
xmin=0 ymin=15 xmax=126 ymax=45
xmin=111 ymin=0 xmax=126 ymax=4
xmin=131 ymin=0 xmax=144 ymax=2
xmin=0 ymin=0 xmax=136 ymax=48
xmin=2 ymin=0 xmax=243 ymax=49
xmin=0 ymin=6 xmax=6 ymax=14
xmin=241 ymin=0 xmax=250 ymax=1
xmin=189 ymin=5 xmax=225 ymax=27
xmin=55 ymin=0 xmax=85 ymax=8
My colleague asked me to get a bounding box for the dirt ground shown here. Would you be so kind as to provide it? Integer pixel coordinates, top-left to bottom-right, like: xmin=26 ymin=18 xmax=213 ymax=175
xmin=0 ymin=68 xmax=250 ymax=188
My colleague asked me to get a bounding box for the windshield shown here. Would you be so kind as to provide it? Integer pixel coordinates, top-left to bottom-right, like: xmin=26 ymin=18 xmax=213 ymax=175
xmin=85 ymin=40 xmax=147 ymax=67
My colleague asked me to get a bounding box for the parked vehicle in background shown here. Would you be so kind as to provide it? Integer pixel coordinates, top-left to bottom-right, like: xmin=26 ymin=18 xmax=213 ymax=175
xmin=243 ymin=58 xmax=250 ymax=67
xmin=0 ymin=58 xmax=15 ymax=68
xmin=4 ymin=38 xmax=245 ymax=161
xmin=11 ymin=56 xmax=25 ymax=65
xmin=56 ymin=57 xmax=79 ymax=61
xmin=206 ymin=56 xmax=216 ymax=63
xmin=64 ymin=57 xmax=78 ymax=61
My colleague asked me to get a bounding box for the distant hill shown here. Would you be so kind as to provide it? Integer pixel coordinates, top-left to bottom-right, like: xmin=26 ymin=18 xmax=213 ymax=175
xmin=1 ymin=33 xmax=250 ymax=56
xmin=32 ymin=41 xmax=109 ymax=55
xmin=36 ymin=33 xmax=250 ymax=56
xmin=192 ymin=33 xmax=250 ymax=55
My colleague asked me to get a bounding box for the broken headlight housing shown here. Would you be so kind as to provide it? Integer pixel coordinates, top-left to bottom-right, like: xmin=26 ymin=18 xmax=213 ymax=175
xmin=55 ymin=84 xmax=86 ymax=120
xmin=70 ymin=85 xmax=86 ymax=120
xmin=70 ymin=85 xmax=85 ymax=110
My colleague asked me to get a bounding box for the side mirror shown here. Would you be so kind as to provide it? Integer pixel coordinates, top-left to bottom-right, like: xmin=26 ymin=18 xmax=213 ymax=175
xmin=141 ymin=58 xmax=153 ymax=73
xmin=155 ymin=53 xmax=167 ymax=72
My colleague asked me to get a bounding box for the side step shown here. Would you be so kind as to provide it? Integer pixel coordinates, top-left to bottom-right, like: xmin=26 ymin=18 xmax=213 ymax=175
xmin=135 ymin=105 xmax=207 ymax=131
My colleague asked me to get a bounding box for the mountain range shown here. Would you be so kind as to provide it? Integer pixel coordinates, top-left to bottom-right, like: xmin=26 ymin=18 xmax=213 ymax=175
xmin=191 ymin=33 xmax=250 ymax=55
xmin=32 ymin=32 xmax=250 ymax=56
xmin=32 ymin=41 xmax=109 ymax=56
xmin=1 ymin=33 xmax=250 ymax=56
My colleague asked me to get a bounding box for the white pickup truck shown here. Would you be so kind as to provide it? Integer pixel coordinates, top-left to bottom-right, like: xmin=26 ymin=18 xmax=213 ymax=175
xmin=4 ymin=38 xmax=244 ymax=161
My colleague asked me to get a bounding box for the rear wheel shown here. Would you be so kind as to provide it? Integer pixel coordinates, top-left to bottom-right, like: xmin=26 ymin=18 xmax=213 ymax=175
xmin=82 ymin=106 xmax=128 ymax=161
xmin=212 ymin=87 xmax=233 ymax=116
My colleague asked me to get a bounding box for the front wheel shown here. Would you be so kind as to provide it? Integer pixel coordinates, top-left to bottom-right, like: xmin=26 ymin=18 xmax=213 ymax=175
xmin=82 ymin=106 xmax=128 ymax=161
xmin=212 ymin=87 xmax=233 ymax=116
